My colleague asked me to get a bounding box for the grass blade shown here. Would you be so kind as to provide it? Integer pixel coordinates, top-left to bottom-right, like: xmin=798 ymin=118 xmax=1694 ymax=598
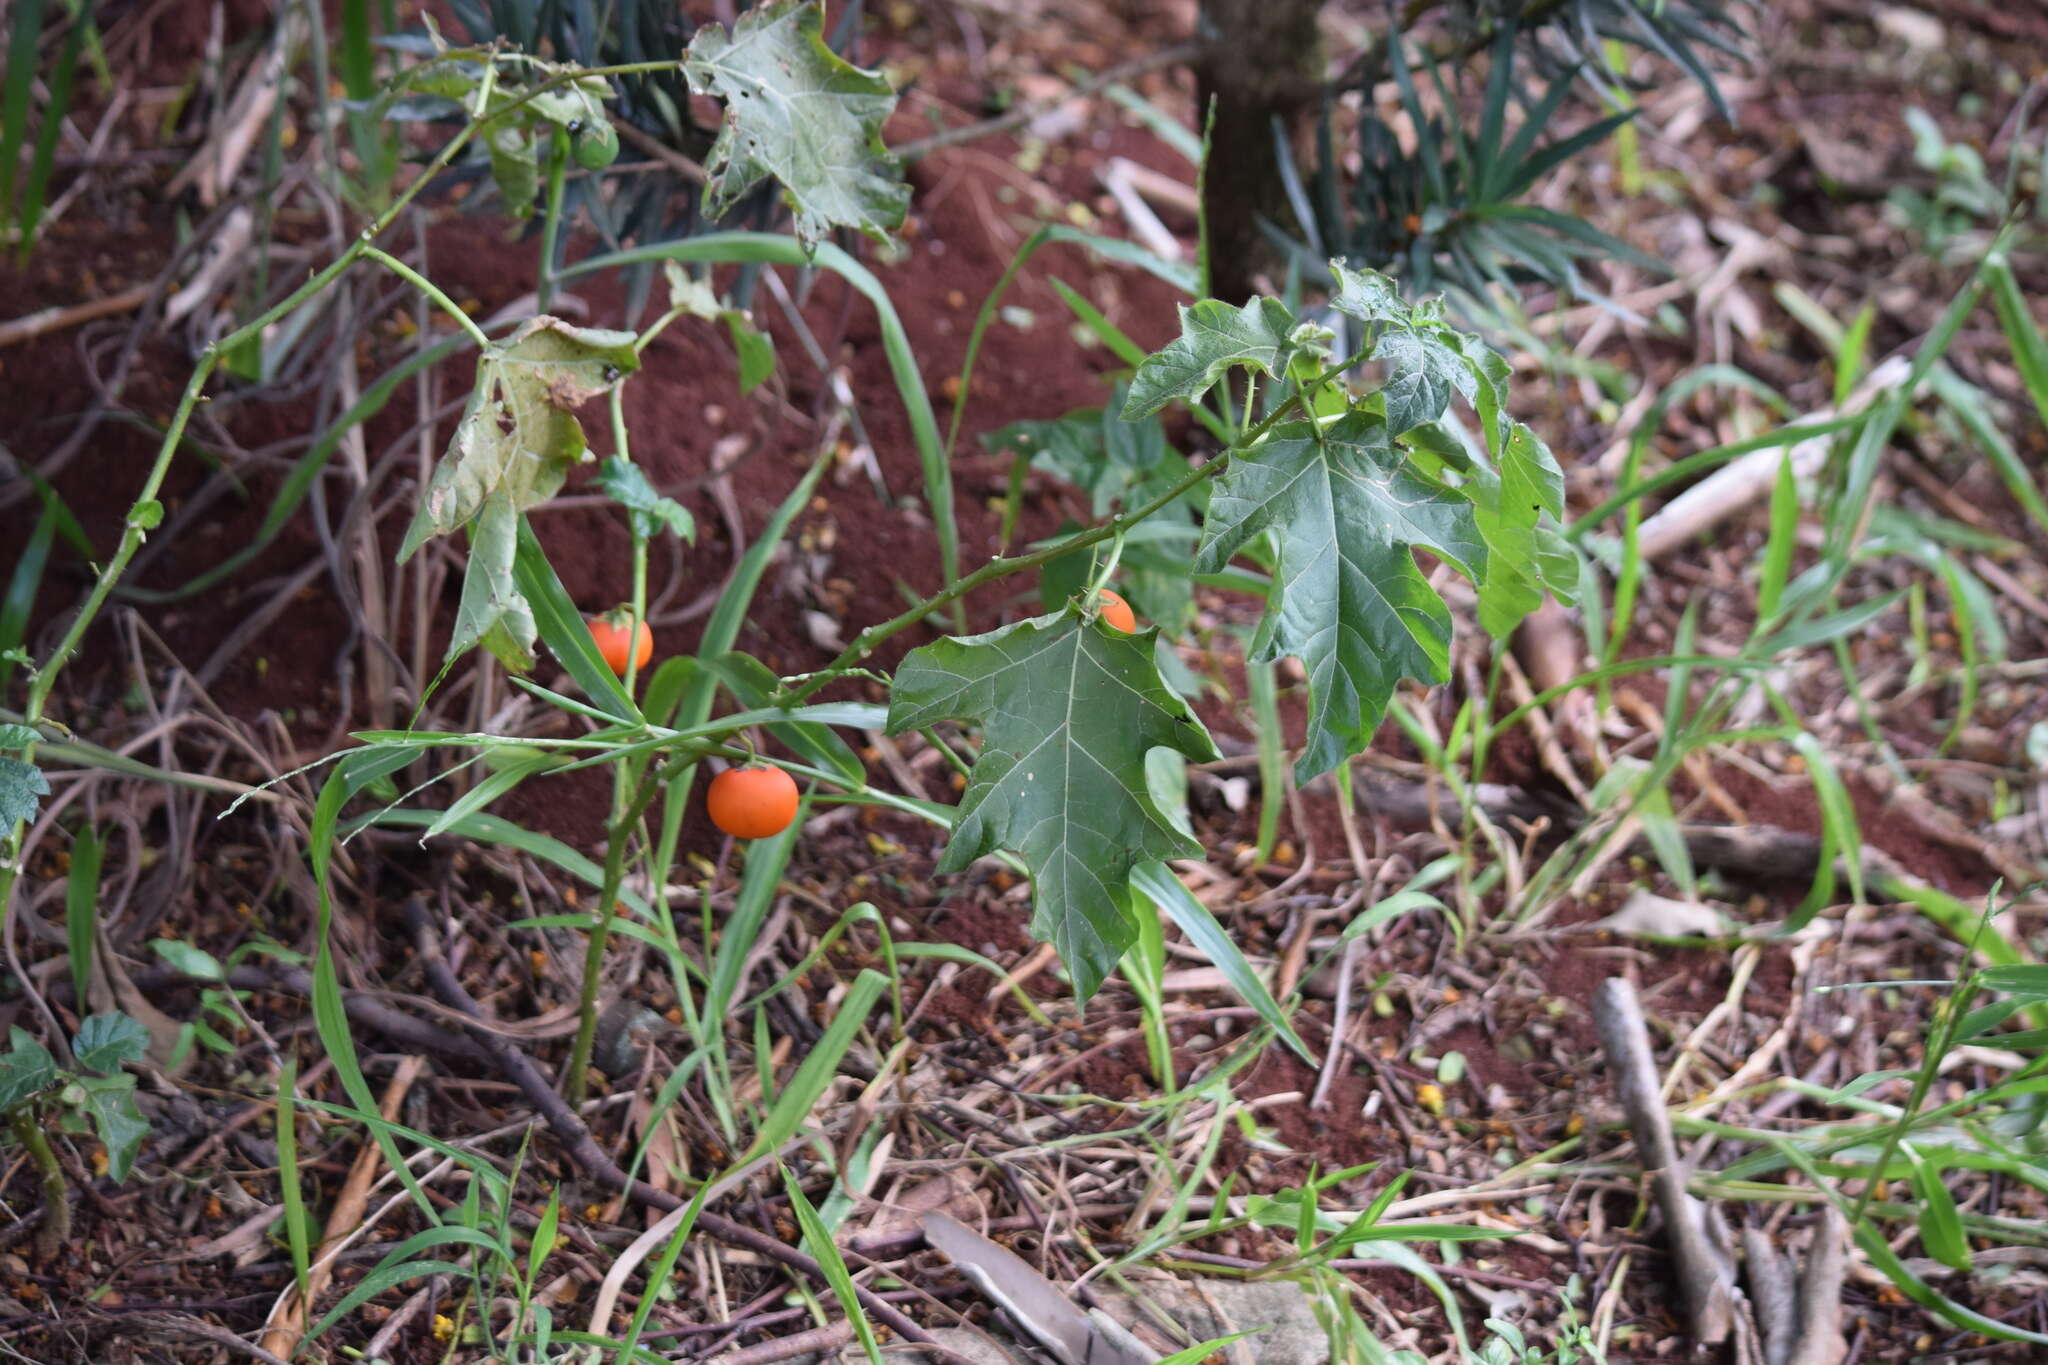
xmin=63 ymin=822 xmax=99 ymax=1007
xmin=749 ymin=968 xmax=887 ymax=1159
xmin=1932 ymin=366 xmax=2048 ymax=542
xmin=0 ymin=0 xmax=49 ymax=234
xmin=514 ymin=516 xmax=640 ymax=722
xmin=0 ymin=503 xmax=55 ymax=696
xmin=1986 ymin=256 xmax=2048 ymax=430
xmin=783 ymin=1169 xmax=885 ymax=1365
xmin=17 ymin=4 xmax=83 ymax=258
xmin=275 ymin=1058 xmax=312 ymax=1310
xmin=1132 ymin=860 xmax=1310 ymax=1062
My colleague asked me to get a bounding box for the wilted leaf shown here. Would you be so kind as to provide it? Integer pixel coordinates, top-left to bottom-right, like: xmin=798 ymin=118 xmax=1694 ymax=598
xmin=399 ymin=317 xmax=637 ymax=670
xmin=400 ymin=316 xmax=639 ymax=561
xmin=887 ymin=607 xmax=1220 ymax=997
xmin=379 ymin=38 xmax=611 ymax=217
xmin=663 ymin=261 xmax=723 ymax=318
xmin=1195 ymin=411 xmax=1486 ymax=781
xmin=454 ymin=495 xmax=536 ymax=672
xmin=684 ymin=0 xmax=909 ymax=248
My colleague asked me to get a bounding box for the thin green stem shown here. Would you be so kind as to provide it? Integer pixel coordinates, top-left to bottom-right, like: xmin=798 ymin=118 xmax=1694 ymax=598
xmin=0 ymin=54 xmax=681 ymax=926
xmin=566 ymin=769 xmax=665 ymax=1105
xmin=773 ymin=385 xmax=1317 ymax=707
xmin=361 ymin=247 xmax=492 ymax=349
xmin=537 ymin=126 xmax=569 ymax=312
xmin=775 ymin=450 xmax=1232 ymax=707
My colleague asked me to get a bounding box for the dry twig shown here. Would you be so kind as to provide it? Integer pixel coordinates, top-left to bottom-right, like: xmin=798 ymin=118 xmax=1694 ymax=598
xmin=1592 ymin=977 xmax=1736 ymax=1343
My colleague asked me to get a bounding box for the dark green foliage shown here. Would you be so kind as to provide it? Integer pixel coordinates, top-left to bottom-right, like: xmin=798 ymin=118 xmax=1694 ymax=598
xmin=1276 ymin=8 xmax=1747 ymax=317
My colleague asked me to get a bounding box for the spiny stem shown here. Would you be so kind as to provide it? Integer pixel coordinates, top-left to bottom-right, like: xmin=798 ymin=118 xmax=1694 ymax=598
xmin=774 ymin=387 xmax=1312 ymax=708
xmin=566 ymin=769 xmax=665 ymax=1106
xmin=11 ymin=1111 xmax=68 ymax=1260
xmin=776 ymin=452 xmax=1231 ymax=706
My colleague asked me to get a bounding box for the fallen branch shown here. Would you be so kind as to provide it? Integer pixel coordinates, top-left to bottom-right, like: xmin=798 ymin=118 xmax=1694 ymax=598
xmin=711 ymin=1320 xmax=856 ymax=1364
xmin=1634 ymin=355 xmax=1910 ymax=562
xmin=1592 ymin=977 xmax=1736 ymax=1343
xmin=1788 ymin=1209 xmax=1847 ymax=1365
xmin=1742 ymin=1225 xmax=1796 ymax=1365
xmin=0 ymin=284 xmax=156 ymax=349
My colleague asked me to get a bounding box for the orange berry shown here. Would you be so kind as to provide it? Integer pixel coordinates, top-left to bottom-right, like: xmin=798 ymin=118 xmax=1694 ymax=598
xmin=707 ymin=765 xmax=800 ymax=839
xmin=1095 ymin=589 xmax=1138 ymax=633
xmin=587 ymin=612 xmax=654 ymax=674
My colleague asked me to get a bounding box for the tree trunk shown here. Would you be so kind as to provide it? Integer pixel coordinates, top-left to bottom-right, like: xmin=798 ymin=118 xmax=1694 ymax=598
xmin=1196 ymin=0 xmax=1326 ymax=303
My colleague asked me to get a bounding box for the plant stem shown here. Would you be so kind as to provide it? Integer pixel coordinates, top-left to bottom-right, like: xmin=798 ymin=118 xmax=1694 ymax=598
xmin=361 ymin=247 xmax=493 ymax=349
xmin=0 ymin=56 xmax=676 ymax=928
xmin=775 ymin=388 xmax=1312 ymax=707
xmin=537 ymin=127 xmax=569 ymax=312
xmin=11 ymin=1110 xmax=68 ymax=1259
xmin=566 ymin=769 xmax=665 ymax=1105
xmin=776 ymin=449 xmax=1233 ymax=707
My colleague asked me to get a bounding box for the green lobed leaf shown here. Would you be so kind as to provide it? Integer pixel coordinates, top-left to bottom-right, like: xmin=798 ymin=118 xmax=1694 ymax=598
xmin=1195 ymin=410 xmax=1486 ymax=781
xmin=1329 ymin=261 xmax=1407 ymax=325
xmin=0 ymin=1028 xmax=57 ymax=1111
xmin=886 ymin=606 xmax=1221 ymax=997
xmin=77 ymin=1073 xmax=148 ymax=1181
xmin=987 ymin=387 xmax=1171 ymax=520
xmin=1124 ymin=296 xmax=1302 ymax=418
xmin=595 ymin=456 xmax=695 ymax=543
xmin=0 ymin=755 xmax=49 ymax=827
xmin=72 ymin=1013 xmax=149 ymax=1073
xmin=1374 ymin=323 xmax=1465 ymax=436
xmin=683 ymin=0 xmax=909 ymax=248
xmin=0 ymin=724 xmax=38 ymax=750
xmin=1466 ymin=421 xmax=1572 ymax=637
